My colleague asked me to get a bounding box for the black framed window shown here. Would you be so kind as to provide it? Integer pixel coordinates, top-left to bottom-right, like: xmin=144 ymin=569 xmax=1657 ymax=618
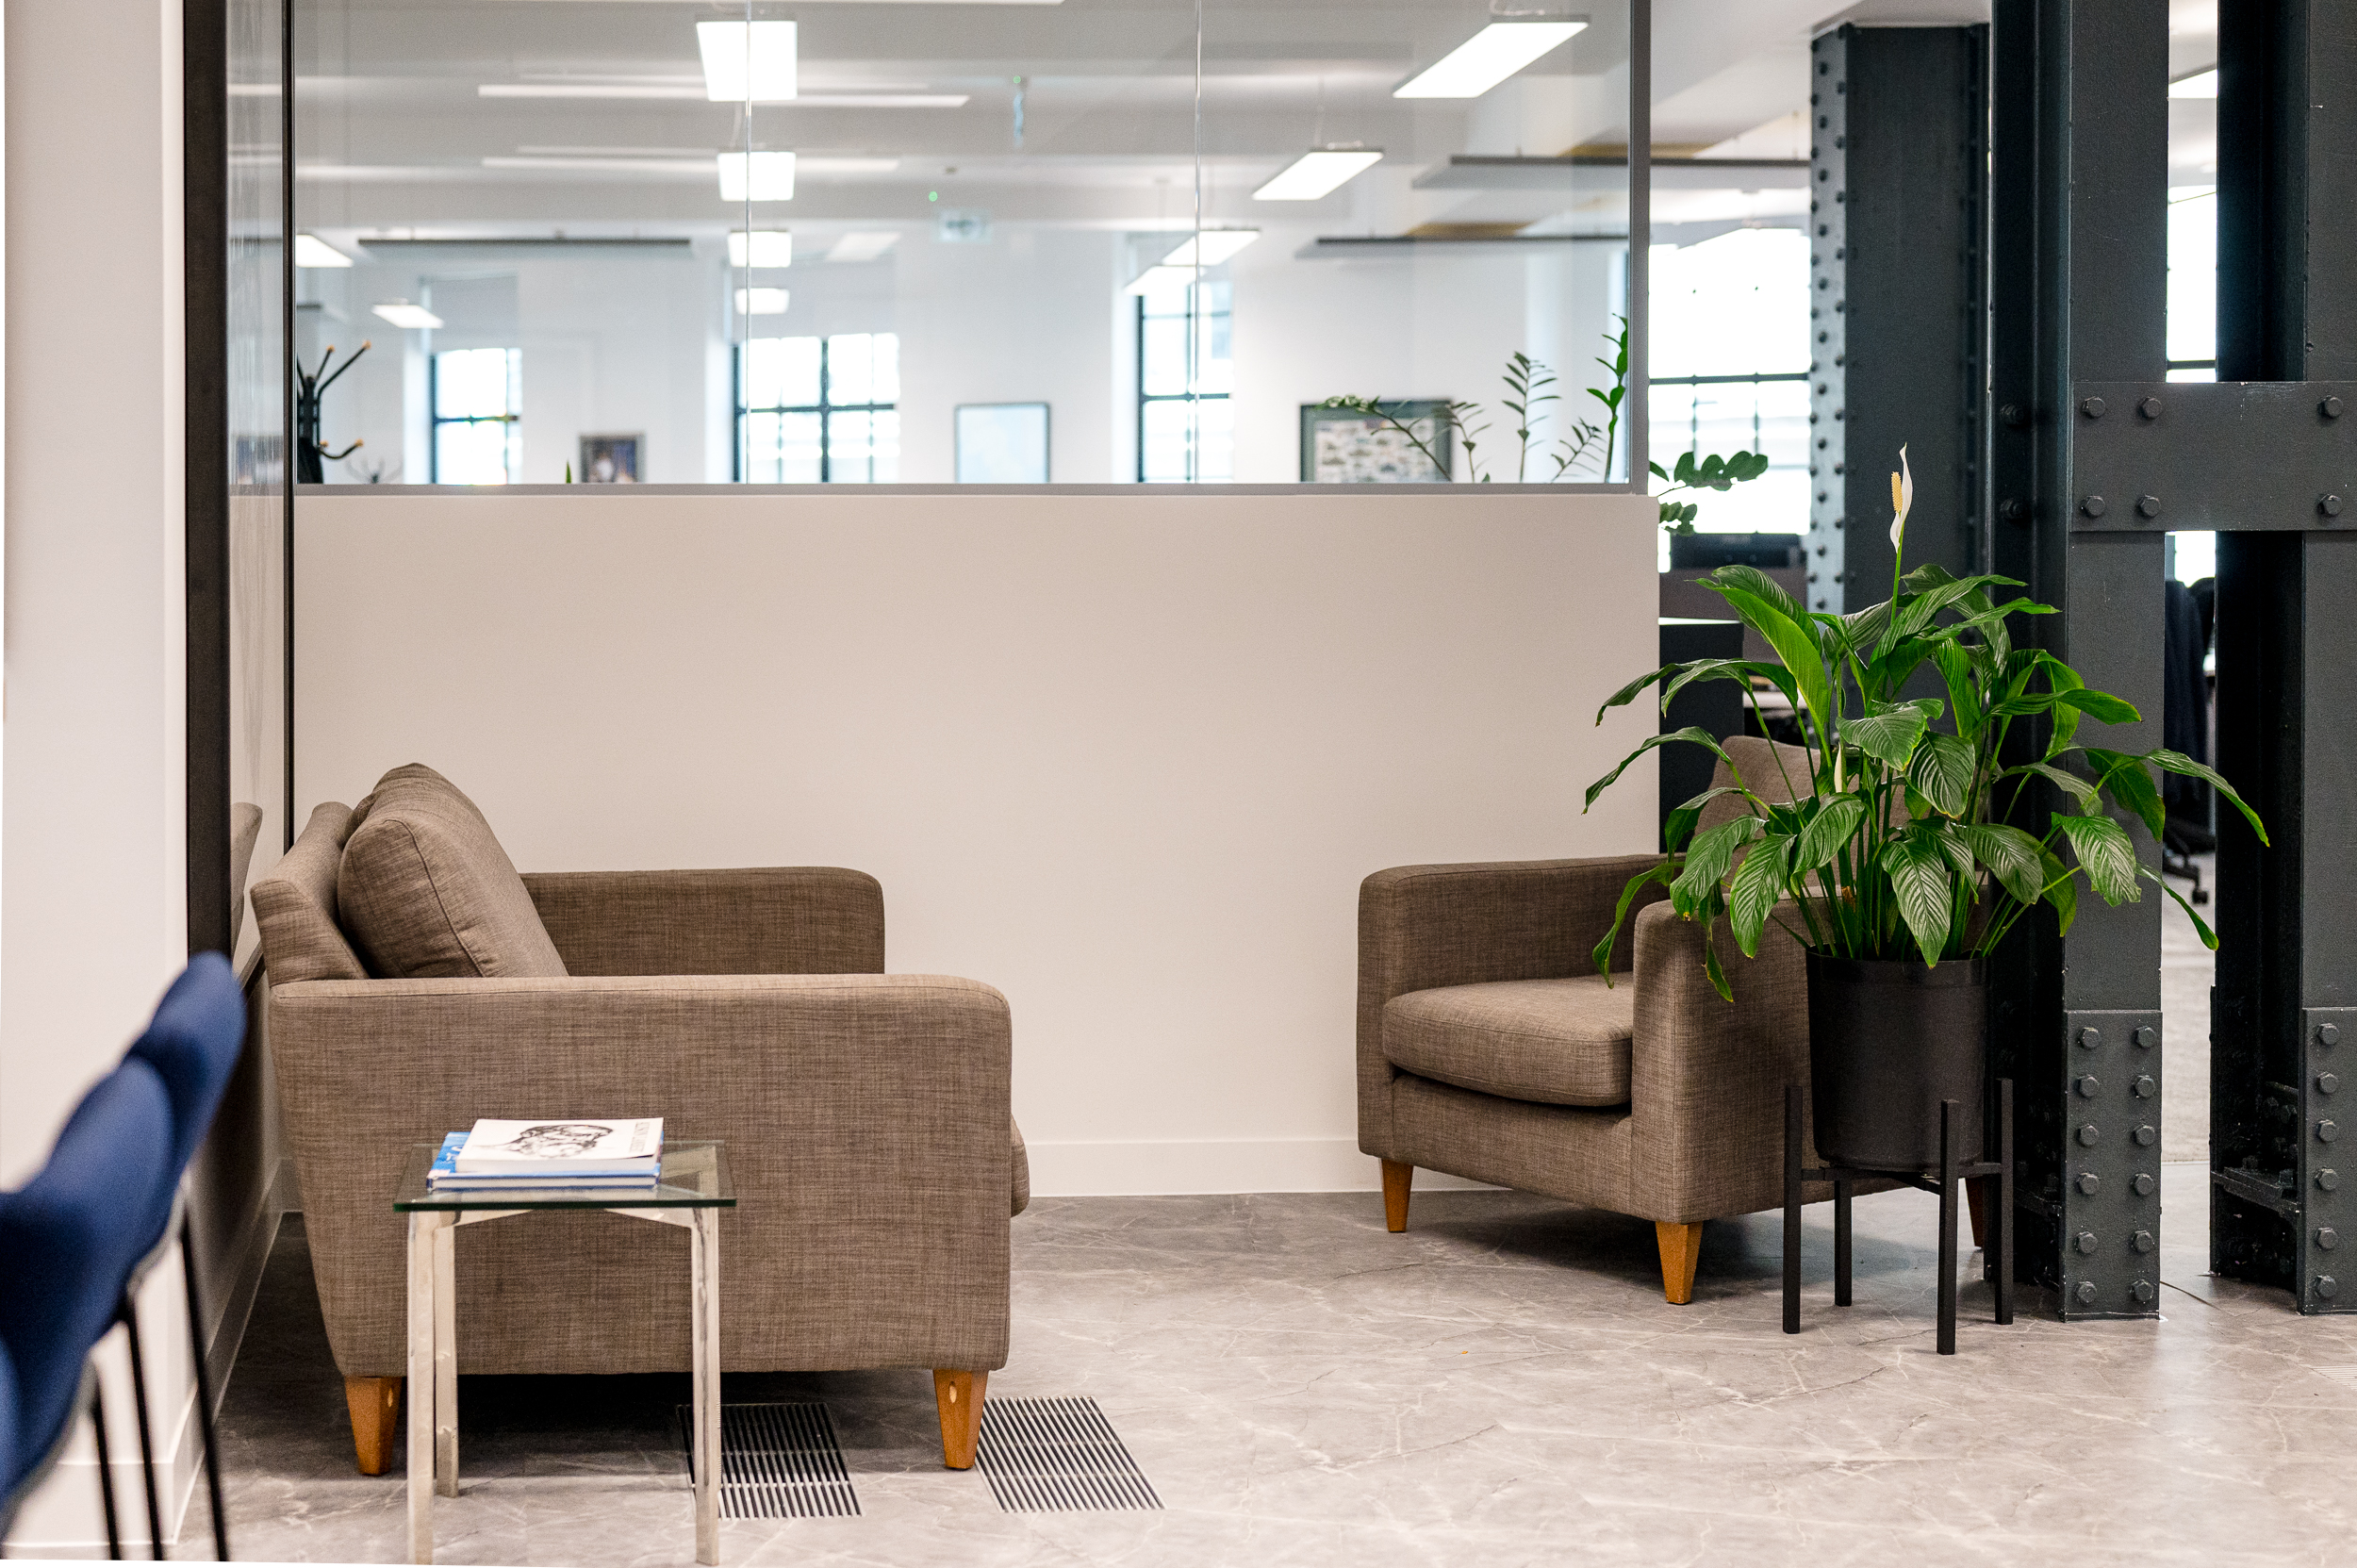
xmin=1136 ymin=280 xmax=1231 ymax=483
xmin=735 ymin=333 xmax=900 ymax=483
xmin=430 ymin=347 xmax=521 ymax=484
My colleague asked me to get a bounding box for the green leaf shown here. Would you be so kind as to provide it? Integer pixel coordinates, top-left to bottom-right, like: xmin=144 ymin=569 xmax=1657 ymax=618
xmin=2044 ymin=659 xmax=2086 ymax=757
xmin=2055 ymin=687 xmax=2142 ymax=726
xmin=1664 ymin=785 xmax=1753 ymax=852
xmin=2040 ymin=848 xmax=2079 ymax=935
xmin=1845 ymin=701 xmax=1932 ymax=768
xmin=1595 ymin=662 xmax=1684 ymax=723
xmin=2145 ymin=748 xmax=2270 ymax=845
xmin=1793 ymin=796 xmax=1867 ymax=873
xmin=2087 ymin=748 xmax=2166 ymax=841
xmin=2054 ymin=813 xmax=2141 ymax=905
xmin=1593 ymin=860 xmax=1678 ymax=979
xmin=2143 ymin=866 xmax=2218 ymax=949
xmin=1931 ymin=640 xmax=1986 ymax=739
xmin=1907 ymin=732 xmax=1976 ymax=816
xmin=1710 ymin=564 xmax=1808 ymax=625
xmin=1583 ymin=726 xmax=1735 ymax=813
xmin=2005 ymin=760 xmax=2102 ymax=812
xmin=1658 ymin=658 xmax=1790 ymax=716
xmin=1955 ymin=821 xmax=2046 ymax=906
xmin=1725 ymin=834 xmax=1793 ymax=957
xmin=1708 ymin=583 xmax=1835 ymax=744
xmin=1877 ymin=831 xmax=1956 ymax=965
xmin=1703 ymin=925 xmax=1734 ymax=1002
xmin=1672 ymin=816 xmax=1765 ymax=915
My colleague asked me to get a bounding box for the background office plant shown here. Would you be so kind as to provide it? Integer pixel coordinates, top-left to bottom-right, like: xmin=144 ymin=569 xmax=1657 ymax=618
xmin=1318 ymin=322 xmax=1769 ymax=524
xmin=1581 ymin=449 xmax=2265 ymax=1165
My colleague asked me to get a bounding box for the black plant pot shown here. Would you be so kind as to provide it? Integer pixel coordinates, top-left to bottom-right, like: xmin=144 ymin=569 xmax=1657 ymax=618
xmin=1805 ymin=951 xmax=1987 ymax=1173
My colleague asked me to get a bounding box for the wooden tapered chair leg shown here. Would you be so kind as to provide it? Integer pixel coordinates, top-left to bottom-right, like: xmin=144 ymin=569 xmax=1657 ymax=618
xmin=933 ymin=1370 xmax=987 ymax=1470
xmin=1380 ymin=1160 xmax=1412 ymax=1232
xmin=1656 ymin=1221 xmax=1705 ymax=1305
xmin=1966 ymin=1174 xmax=1994 ymax=1251
xmin=344 ymin=1376 xmax=402 ymax=1476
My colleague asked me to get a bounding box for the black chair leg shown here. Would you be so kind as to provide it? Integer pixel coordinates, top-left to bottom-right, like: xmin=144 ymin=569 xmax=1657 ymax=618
xmin=181 ymin=1212 xmax=231 ymax=1560
xmin=1834 ymin=1179 xmax=1854 ymax=1306
xmin=1782 ymin=1085 xmax=1803 ymax=1334
xmin=91 ymin=1378 xmax=124 ymax=1560
xmin=1997 ymin=1079 xmax=2016 ymax=1327
xmin=1937 ymin=1099 xmax=1959 ymax=1356
xmin=119 ymin=1302 xmax=166 ymax=1557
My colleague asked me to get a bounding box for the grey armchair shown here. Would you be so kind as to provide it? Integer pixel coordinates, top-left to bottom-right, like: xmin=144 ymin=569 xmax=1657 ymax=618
xmin=1357 ymin=736 xmax=1876 ymax=1301
xmin=252 ymin=775 xmax=1026 ymax=1476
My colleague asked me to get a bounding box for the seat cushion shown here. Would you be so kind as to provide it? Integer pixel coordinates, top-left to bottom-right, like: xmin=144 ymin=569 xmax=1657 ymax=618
xmin=1384 ymin=975 xmax=1635 ymax=1107
xmin=337 ymin=765 xmax=569 ymax=979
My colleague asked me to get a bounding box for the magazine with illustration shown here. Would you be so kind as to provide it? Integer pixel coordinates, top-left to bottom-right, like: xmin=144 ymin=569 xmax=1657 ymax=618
xmin=449 ymin=1117 xmax=663 ymax=1177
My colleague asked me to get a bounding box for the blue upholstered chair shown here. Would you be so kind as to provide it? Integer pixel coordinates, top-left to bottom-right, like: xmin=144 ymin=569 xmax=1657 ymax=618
xmin=0 ymin=1337 xmax=21 ymax=1525
xmin=0 ymin=1061 xmax=175 ymax=1553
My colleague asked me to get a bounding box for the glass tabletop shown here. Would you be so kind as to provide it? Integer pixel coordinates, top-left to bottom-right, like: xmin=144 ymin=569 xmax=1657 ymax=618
xmin=392 ymin=1138 xmax=734 ymax=1211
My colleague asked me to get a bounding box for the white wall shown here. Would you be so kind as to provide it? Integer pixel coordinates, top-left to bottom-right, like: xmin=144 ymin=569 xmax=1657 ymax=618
xmin=295 ymin=487 xmax=1659 ymax=1195
xmin=3 ymin=0 xmax=211 ymax=1551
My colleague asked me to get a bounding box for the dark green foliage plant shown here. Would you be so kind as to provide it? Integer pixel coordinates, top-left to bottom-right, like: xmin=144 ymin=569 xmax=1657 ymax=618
xmin=1585 ymin=449 xmax=2265 ymax=1000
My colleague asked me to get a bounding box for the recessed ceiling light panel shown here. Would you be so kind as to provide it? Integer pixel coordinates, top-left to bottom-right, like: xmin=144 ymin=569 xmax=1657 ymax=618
xmin=295 ymin=234 xmax=354 ymax=268
xmin=1394 ymin=22 xmax=1589 ymax=99
xmin=717 ymin=152 xmax=798 ymax=202
xmin=729 ymin=230 xmax=794 ymax=268
xmin=1253 ymin=149 xmax=1382 ymax=202
xmin=371 ymin=301 xmax=443 ymax=329
xmin=825 ymin=232 xmax=900 ymax=263
xmin=1160 ymin=230 xmax=1261 ymax=268
xmin=735 ymin=288 xmax=790 ymax=316
xmin=698 ymin=20 xmax=798 ymax=103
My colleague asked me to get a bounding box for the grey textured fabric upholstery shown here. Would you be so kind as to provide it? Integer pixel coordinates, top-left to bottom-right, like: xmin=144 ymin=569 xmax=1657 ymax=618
xmin=1384 ymin=976 xmax=1634 ymax=1107
xmin=1695 ymin=734 xmax=1815 ymax=834
xmin=1360 ymin=856 xmax=1886 ymax=1246
xmin=337 ymin=764 xmax=569 ymax=980
xmin=251 ymin=803 xmax=368 ymax=983
xmin=255 ymin=781 xmax=1021 ymax=1383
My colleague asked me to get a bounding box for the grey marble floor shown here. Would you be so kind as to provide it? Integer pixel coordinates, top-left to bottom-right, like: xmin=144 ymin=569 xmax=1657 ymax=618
xmin=182 ymin=1152 xmax=2357 ymax=1568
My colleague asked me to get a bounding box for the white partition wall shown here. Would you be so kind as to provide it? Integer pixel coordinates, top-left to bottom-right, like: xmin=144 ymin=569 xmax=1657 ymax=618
xmin=296 ymin=487 xmax=1659 ymax=1194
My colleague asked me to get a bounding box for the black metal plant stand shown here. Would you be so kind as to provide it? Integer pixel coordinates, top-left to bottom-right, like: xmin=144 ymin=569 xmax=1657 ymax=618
xmin=1783 ymin=1080 xmax=2015 ymax=1354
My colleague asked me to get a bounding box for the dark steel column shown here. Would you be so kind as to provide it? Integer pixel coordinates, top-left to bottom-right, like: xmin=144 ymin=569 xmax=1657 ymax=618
xmin=1805 ymin=25 xmax=1988 ymax=614
xmin=2212 ymin=0 xmax=2357 ymax=1314
xmin=1986 ymin=0 xmax=2170 ymax=1319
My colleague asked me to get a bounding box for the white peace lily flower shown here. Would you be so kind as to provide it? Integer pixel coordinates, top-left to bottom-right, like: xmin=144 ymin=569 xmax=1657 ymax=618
xmin=1889 ymin=444 xmax=1914 ymax=552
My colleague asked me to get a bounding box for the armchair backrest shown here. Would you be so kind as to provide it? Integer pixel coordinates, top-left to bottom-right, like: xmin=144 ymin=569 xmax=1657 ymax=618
xmin=1696 ymin=735 xmax=1814 ymax=835
xmin=251 ymin=802 xmax=369 ymax=982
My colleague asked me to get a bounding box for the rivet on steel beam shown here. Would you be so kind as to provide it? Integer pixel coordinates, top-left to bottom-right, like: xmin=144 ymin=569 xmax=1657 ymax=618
xmin=2133 ymin=1280 xmax=2156 ymax=1304
xmin=2134 ymin=1075 xmax=2157 ymax=1098
xmin=2135 ymin=1125 xmax=2158 ymax=1147
xmin=2323 ymin=1023 xmax=2342 ymax=1047
xmin=2082 ymin=496 xmax=2109 ymax=518
xmin=2001 ymin=403 xmax=2029 ymax=428
xmin=2134 ymin=1025 xmax=2157 ymax=1048
xmin=2322 ymin=1072 xmax=2341 ymax=1095
xmin=2324 ymin=495 xmax=2345 ymax=518
xmin=2076 ymin=1232 xmax=2099 ymax=1255
xmin=2133 ymin=1173 xmax=2156 ymax=1197
xmin=2076 ymin=1075 xmax=2101 ymax=1098
xmin=2323 ymin=395 xmax=2345 ymax=419
xmin=2078 ymin=1124 xmax=2101 ymax=1147
xmin=2321 ymin=1228 xmax=2341 ymax=1250
xmin=2078 ymin=1173 xmax=2101 ymax=1196
xmin=2081 ymin=397 xmax=2107 ymax=419
xmin=2001 ymin=499 xmax=2028 ymax=523
xmin=2321 ymin=1169 xmax=2342 ymax=1192
xmin=2137 ymin=495 xmax=2163 ymax=519
xmin=2322 ymin=1119 xmax=2341 ymax=1143
xmin=2136 ymin=396 xmax=2162 ymax=420
xmin=2320 ymin=1276 xmax=2342 ymax=1300
xmin=2079 ymin=1027 xmax=2102 ymax=1049
xmin=2076 ymin=1280 xmax=2099 ymax=1305
xmin=2134 ymin=1230 xmax=2155 ymax=1254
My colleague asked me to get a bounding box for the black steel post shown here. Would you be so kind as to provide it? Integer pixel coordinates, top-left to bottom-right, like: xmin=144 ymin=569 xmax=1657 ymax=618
xmin=1986 ymin=0 xmax=2170 ymax=1320
xmin=2211 ymin=0 xmax=2357 ymax=1315
xmin=1805 ymin=24 xmax=1988 ymax=614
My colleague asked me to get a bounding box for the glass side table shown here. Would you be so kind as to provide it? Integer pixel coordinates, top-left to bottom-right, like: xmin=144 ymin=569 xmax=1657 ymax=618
xmin=392 ymin=1140 xmax=735 ymax=1566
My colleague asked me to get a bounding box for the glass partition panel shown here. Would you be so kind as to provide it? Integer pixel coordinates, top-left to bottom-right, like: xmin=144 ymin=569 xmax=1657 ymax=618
xmin=294 ymin=0 xmax=1641 ymax=486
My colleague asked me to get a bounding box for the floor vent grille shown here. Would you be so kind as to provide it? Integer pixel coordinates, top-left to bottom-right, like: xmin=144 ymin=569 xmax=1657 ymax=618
xmin=976 ymin=1396 xmax=1162 ymax=1513
xmin=675 ymin=1401 xmax=860 ymax=1519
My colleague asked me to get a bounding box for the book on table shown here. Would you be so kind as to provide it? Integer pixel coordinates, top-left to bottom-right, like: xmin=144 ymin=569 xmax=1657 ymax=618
xmin=427 ymin=1118 xmax=664 ymax=1188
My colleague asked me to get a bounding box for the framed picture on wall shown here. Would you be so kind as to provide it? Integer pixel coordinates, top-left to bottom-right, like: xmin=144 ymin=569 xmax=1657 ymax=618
xmin=955 ymin=402 xmax=1050 ymax=483
xmin=579 ymin=433 xmax=642 ymax=484
xmin=1299 ymin=402 xmax=1453 ymax=484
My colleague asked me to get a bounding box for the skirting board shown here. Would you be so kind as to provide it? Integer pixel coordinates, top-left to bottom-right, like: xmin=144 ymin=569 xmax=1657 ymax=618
xmin=1028 ymin=1138 xmax=1501 ymax=1197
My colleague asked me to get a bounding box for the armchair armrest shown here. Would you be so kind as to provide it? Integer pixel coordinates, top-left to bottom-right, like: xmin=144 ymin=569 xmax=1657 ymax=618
xmin=1357 ymin=855 xmax=1667 ymax=1156
xmin=522 ymin=867 xmax=883 ymax=976
xmin=1627 ymin=900 xmax=1815 ymax=1222
xmin=271 ymin=971 xmax=1009 ymax=1378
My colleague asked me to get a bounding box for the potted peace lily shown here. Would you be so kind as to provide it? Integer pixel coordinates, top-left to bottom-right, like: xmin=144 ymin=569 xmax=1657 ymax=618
xmin=1584 ymin=450 xmax=2265 ymax=1171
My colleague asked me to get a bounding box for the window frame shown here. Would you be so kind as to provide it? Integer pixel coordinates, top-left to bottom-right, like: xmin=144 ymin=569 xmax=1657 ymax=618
xmin=1134 ymin=282 xmax=1232 ymax=485
xmin=733 ymin=335 xmax=900 ymax=484
xmin=427 ymin=347 xmax=521 ymax=486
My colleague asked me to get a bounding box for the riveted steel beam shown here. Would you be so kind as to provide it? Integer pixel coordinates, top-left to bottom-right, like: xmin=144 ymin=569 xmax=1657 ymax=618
xmin=2067 ymin=381 xmax=2357 ymax=531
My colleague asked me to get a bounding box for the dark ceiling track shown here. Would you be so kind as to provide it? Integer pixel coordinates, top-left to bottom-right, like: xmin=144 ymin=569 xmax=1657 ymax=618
xmin=187 ymin=0 xmax=232 ymax=960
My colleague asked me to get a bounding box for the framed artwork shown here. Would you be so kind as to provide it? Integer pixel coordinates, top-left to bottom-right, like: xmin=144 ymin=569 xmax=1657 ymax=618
xmin=955 ymin=402 xmax=1051 ymax=483
xmin=1299 ymin=402 xmax=1453 ymax=483
xmin=579 ymin=433 xmax=642 ymax=484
